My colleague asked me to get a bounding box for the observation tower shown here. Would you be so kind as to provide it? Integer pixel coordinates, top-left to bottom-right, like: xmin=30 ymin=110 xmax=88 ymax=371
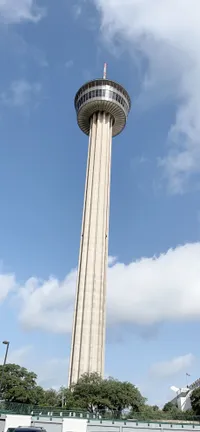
xmin=68 ymin=65 xmax=131 ymax=386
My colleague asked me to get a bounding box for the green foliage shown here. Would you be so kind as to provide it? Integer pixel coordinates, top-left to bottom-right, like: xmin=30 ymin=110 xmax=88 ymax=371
xmin=71 ymin=372 xmax=104 ymax=412
xmin=129 ymin=404 xmax=164 ymax=421
xmin=0 ymin=364 xmax=59 ymax=407
xmin=68 ymin=373 xmax=145 ymax=416
xmin=31 ymin=386 xmax=46 ymax=405
xmin=102 ymin=376 xmax=145 ymax=415
xmin=0 ymin=363 xmax=198 ymax=423
xmin=163 ymin=402 xmax=176 ymax=412
xmin=191 ymin=387 xmax=200 ymax=415
xmin=59 ymin=387 xmax=85 ymax=411
xmin=42 ymin=389 xmax=59 ymax=407
xmin=152 ymin=405 xmax=159 ymax=411
xmin=0 ymin=364 xmax=38 ymax=404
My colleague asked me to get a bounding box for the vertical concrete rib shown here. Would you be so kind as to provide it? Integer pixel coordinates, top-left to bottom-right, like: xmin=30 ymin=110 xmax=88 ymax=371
xmin=99 ymin=115 xmax=112 ymax=376
xmin=68 ymin=112 xmax=113 ymax=386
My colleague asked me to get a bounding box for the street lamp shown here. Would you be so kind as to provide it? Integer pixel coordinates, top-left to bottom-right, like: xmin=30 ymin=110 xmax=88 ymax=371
xmin=2 ymin=341 xmax=9 ymax=365
xmin=0 ymin=340 xmax=10 ymax=400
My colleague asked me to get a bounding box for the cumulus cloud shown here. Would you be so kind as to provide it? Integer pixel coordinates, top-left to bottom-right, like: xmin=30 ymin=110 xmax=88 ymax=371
xmin=108 ymin=255 xmax=117 ymax=266
xmin=150 ymin=354 xmax=195 ymax=379
xmin=72 ymin=2 xmax=83 ymax=20
xmin=91 ymin=0 xmax=200 ymax=193
xmin=18 ymin=271 xmax=76 ymax=333
xmin=1 ymin=80 xmax=42 ymax=108
xmin=65 ymin=60 xmax=74 ymax=69
xmin=0 ymin=0 xmax=44 ymax=24
xmin=0 ymin=273 xmax=16 ymax=303
xmin=16 ymin=242 xmax=200 ymax=333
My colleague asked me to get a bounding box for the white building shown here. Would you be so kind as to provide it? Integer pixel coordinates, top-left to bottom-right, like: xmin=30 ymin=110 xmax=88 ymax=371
xmin=170 ymin=378 xmax=200 ymax=411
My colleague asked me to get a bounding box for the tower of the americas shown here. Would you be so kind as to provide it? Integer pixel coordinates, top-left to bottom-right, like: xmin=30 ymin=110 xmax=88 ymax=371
xmin=68 ymin=65 xmax=131 ymax=386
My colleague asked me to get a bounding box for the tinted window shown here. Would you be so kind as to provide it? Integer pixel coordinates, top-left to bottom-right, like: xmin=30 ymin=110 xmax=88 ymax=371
xmin=76 ymin=89 xmax=128 ymax=113
xmin=15 ymin=429 xmax=46 ymax=432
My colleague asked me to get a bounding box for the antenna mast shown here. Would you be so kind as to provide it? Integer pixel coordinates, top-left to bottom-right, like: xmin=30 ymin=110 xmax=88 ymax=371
xmin=103 ymin=63 xmax=107 ymax=79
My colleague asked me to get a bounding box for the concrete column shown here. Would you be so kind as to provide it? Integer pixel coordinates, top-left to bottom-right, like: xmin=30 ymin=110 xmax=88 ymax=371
xmin=68 ymin=112 xmax=112 ymax=386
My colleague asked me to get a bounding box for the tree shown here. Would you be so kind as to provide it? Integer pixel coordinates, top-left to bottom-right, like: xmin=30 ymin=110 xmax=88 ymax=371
xmin=69 ymin=373 xmax=107 ymax=412
xmin=0 ymin=364 xmax=38 ymax=404
xmin=31 ymin=386 xmax=46 ymax=405
xmin=101 ymin=377 xmax=145 ymax=416
xmin=190 ymin=388 xmax=200 ymax=415
xmin=68 ymin=373 xmax=145 ymax=416
xmin=61 ymin=387 xmax=89 ymax=411
xmin=129 ymin=404 xmax=165 ymax=421
xmin=163 ymin=402 xmax=175 ymax=412
xmin=30 ymin=387 xmax=59 ymax=407
xmin=162 ymin=402 xmax=194 ymax=421
xmin=2 ymin=363 xmax=196 ymax=422
xmin=42 ymin=389 xmax=59 ymax=407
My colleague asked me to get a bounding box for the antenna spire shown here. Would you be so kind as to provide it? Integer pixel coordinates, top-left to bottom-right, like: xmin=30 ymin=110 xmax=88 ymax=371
xmin=103 ymin=63 xmax=107 ymax=79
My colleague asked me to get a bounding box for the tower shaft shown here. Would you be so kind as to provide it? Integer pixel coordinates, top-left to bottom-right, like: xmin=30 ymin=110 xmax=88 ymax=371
xmin=68 ymin=112 xmax=112 ymax=386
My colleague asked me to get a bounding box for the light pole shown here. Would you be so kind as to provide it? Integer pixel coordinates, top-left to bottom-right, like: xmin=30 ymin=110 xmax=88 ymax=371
xmin=2 ymin=341 xmax=9 ymax=366
xmin=0 ymin=340 xmax=10 ymax=400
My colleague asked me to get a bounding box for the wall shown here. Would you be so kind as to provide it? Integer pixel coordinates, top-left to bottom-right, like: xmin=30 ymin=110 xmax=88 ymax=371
xmin=32 ymin=417 xmax=62 ymax=432
xmin=0 ymin=418 xmax=5 ymax=432
xmin=4 ymin=415 xmax=31 ymax=431
xmin=62 ymin=418 xmax=87 ymax=432
xmin=2 ymin=415 xmax=200 ymax=432
xmin=87 ymin=420 xmax=200 ymax=432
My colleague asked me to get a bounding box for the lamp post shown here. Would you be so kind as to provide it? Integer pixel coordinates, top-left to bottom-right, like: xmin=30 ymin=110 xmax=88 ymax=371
xmin=0 ymin=340 xmax=10 ymax=400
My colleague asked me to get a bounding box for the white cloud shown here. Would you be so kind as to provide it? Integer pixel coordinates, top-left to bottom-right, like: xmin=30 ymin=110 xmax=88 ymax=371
xmin=72 ymin=3 xmax=82 ymax=19
xmin=16 ymin=242 xmax=200 ymax=333
xmin=18 ymin=272 xmax=76 ymax=333
xmin=92 ymin=0 xmax=200 ymax=193
xmin=0 ymin=0 xmax=44 ymax=24
xmin=1 ymin=80 xmax=42 ymax=107
xmin=0 ymin=273 xmax=16 ymax=303
xmin=65 ymin=60 xmax=74 ymax=69
xmin=108 ymin=256 xmax=117 ymax=266
xmin=150 ymin=354 xmax=195 ymax=379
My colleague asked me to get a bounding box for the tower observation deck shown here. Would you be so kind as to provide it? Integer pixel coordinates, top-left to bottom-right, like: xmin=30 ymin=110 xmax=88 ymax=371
xmin=68 ymin=67 xmax=131 ymax=386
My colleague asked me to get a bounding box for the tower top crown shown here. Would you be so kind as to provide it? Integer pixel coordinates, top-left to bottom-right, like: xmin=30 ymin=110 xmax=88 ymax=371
xmin=75 ymin=75 xmax=131 ymax=137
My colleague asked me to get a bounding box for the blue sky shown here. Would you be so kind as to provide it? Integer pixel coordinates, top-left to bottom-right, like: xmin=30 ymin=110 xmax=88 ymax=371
xmin=1 ymin=0 xmax=200 ymax=407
